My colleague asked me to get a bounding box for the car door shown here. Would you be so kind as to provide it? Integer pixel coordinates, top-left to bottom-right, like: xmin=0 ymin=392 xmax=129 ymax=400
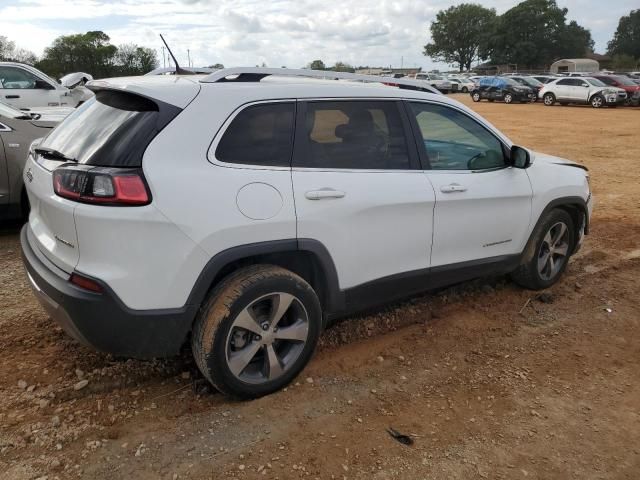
xmin=0 ymin=129 xmax=8 ymax=207
xmin=0 ymin=66 xmax=61 ymax=109
xmin=572 ymin=79 xmax=591 ymax=102
xmin=554 ymin=79 xmax=574 ymax=101
xmin=291 ymin=99 xmax=436 ymax=296
xmin=406 ymin=101 xmax=532 ymax=268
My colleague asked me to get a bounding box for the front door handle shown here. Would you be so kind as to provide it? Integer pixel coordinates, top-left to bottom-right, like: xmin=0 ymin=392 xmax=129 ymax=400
xmin=5 ymin=95 xmax=20 ymax=99
xmin=305 ymin=188 xmax=346 ymax=200
xmin=440 ymin=183 xmax=467 ymax=193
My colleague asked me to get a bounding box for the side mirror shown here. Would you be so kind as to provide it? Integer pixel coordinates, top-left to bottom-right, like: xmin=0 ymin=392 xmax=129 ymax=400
xmin=510 ymin=145 xmax=531 ymax=169
xmin=34 ymin=79 xmax=54 ymax=90
xmin=581 ymin=83 xmax=589 ymax=88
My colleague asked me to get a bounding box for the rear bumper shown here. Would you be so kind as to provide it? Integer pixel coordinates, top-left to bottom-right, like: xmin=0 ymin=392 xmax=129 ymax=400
xmin=20 ymin=225 xmax=197 ymax=358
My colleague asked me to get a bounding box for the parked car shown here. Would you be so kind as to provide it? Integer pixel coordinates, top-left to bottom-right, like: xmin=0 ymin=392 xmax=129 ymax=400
xmin=470 ymin=76 xmax=535 ymax=103
xmin=0 ymin=62 xmax=93 ymax=109
xmin=540 ymin=77 xmax=627 ymax=108
xmin=447 ymin=77 xmax=475 ymax=93
xmin=414 ymin=73 xmax=454 ymax=93
xmin=0 ymin=101 xmax=70 ymax=220
xmin=591 ymin=75 xmax=640 ymax=106
xmin=21 ymin=68 xmax=592 ymax=399
xmin=531 ymin=75 xmax=558 ymax=84
xmin=507 ymin=76 xmax=545 ymax=102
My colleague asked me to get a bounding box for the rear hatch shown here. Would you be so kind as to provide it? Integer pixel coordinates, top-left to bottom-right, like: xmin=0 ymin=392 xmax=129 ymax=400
xmin=25 ymin=86 xmax=186 ymax=273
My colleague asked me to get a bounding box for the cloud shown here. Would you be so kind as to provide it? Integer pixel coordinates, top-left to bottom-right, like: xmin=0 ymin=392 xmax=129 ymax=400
xmin=0 ymin=0 xmax=636 ymax=72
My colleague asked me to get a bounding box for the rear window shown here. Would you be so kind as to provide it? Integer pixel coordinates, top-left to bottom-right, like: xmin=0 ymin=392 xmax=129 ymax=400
xmin=38 ymin=89 xmax=180 ymax=167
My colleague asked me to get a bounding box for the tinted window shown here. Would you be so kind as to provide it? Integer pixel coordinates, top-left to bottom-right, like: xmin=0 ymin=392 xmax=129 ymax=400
xmin=38 ymin=90 xmax=180 ymax=167
xmin=556 ymin=79 xmax=573 ymax=86
xmin=296 ymin=101 xmax=410 ymax=170
xmin=216 ymin=103 xmax=294 ymax=167
xmin=410 ymin=102 xmax=505 ymax=171
xmin=0 ymin=66 xmax=40 ymax=89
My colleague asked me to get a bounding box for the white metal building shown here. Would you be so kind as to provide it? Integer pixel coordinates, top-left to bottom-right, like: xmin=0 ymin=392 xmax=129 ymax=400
xmin=550 ymin=58 xmax=599 ymax=74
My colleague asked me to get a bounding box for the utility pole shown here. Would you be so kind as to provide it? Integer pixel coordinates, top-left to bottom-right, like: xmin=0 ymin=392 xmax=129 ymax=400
xmin=161 ymin=46 xmax=165 ymax=68
xmin=187 ymin=49 xmax=191 ymax=67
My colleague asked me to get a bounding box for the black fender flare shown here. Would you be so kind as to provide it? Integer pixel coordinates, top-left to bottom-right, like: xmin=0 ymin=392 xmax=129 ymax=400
xmin=185 ymin=238 xmax=344 ymax=314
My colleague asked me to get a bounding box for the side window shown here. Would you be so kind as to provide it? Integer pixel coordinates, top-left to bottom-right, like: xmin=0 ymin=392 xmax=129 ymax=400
xmin=409 ymin=102 xmax=505 ymax=171
xmin=0 ymin=67 xmax=39 ymax=89
xmin=556 ymin=79 xmax=572 ymax=86
xmin=216 ymin=102 xmax=294 ymax=167
xmin=295 ymin=101 xmax=411 ymax=170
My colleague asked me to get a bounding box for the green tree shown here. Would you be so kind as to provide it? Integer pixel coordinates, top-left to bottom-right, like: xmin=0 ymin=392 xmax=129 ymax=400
xmin=488 ymin=0 xmax=593 ymax=68
xmin=424 ymin=4 xmax=496 ymax=72
xmin=607 ymin=10 xmax=640 ymax=60
xmin=208 ymin=63 xmax=225 ymax=69
xmin=308 ymin=59 xmax=326 ymax=70
xmin=330 ymin=61 xmax=354 ymax=72
xmin=114 ymin=44 xmax=158 ymax=75
xmin=610 ymin=54 xmax=638 ymax=70
xmin=36 ymin=31 xmax=117 ymax=78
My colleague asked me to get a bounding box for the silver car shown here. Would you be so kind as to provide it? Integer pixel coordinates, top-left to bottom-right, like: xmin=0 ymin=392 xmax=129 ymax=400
xmin=0 ymin=101 xmax=70 ymax=220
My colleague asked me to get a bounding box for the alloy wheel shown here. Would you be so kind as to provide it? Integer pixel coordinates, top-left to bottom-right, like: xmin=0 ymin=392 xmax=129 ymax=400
xmin=544 ymin=94 xmax=554 ymax=106
xmin=537 ymin=222 xmax=570 ymax=281
xmin=591 ymin=96 xmax=603 ymax=108
xmin=225 ymin=292 xmax=309 ymax=384
xmin=504 ymin=94 xmax=513 ymax=103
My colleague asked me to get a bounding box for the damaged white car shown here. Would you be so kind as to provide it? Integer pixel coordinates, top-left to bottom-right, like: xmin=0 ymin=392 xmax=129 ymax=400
xmin=0 ymin=62 xmax=93 ymax=109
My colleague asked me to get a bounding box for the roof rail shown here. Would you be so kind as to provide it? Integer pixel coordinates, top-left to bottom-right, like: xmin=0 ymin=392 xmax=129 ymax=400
xmin=200 ymin=67 xmax=441 ymax=95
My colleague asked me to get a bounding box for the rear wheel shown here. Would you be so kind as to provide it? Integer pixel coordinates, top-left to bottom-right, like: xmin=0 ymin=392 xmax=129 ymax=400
xmin=543 ymin=93 xmax=556 ymax=106
xmin=471 ymin=92 xmax=481 ymax=102
xmin=191 ymin=265 xmax=322 ymax=399
xmin=504 ymin=93 xmax=513 ymax=104
xmin=461 ymin=86 xmax=469 ymax=93
xmin=511 ymin=209 xmax=575 ymax=290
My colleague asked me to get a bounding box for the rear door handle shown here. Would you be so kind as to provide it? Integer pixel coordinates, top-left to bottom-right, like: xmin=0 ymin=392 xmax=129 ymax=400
xmin=305 ymin=189 xmax=346 ymax=200
xmin=440 ymin=183 xmax=467 ymax=193
xmin=5 ymin=95 xmax=20 ymax=99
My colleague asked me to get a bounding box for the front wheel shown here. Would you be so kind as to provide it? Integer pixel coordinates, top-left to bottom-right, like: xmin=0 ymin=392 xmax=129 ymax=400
xmin=511 ymin=209 xmax=575 ymax=290
xmin=504 ymin=93 xmax=513 ymax=104
xmin=471 ymin=92 xmax=481 ymax=102
xmin=461 ymin=86 xmax=469 ymax=93
xmin=543 ymin=93 xmax=556 ymax=106
xmin=191 ymin=265 xmax=322 ymax=399
xmin=591 ymin=95 xmax=604 ymax=108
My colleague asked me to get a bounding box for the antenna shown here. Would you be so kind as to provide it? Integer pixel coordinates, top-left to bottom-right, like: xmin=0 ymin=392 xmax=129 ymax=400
xmin=159 ymin=34 xmax=192 ymax=75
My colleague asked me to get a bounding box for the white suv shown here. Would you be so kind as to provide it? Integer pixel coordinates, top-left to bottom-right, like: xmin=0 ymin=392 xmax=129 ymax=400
xmin=539 ymin=77 xmax=627 ymax=107
xmin=21 ymin=68 xmax=592 ymax=399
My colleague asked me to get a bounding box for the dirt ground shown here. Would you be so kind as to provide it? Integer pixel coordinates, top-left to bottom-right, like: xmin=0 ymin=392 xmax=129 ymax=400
xmin=1 ymin=96 xmax=639 ymax=480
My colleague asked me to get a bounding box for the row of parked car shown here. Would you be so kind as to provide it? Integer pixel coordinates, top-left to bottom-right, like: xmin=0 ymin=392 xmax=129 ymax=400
xmin=468 ymin=73 xmax=640 ymax=108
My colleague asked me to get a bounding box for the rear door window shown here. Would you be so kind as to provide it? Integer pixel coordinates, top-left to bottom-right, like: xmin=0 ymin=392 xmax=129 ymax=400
xmin=215 ymin=102 xmax=295 ymax=167
xmin=294 ymin=100 xmax=412 ymax=170
xmin=38 ymin=89 xmax=180 ymax=167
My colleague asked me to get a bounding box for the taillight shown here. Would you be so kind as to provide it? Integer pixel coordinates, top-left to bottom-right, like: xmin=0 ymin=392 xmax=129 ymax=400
xmin=53 ymin=165 xmax=150 ymax=206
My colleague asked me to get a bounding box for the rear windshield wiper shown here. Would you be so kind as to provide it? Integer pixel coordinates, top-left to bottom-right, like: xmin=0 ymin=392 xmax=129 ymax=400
xmin=33 ymin=146 xmax=77 ymax=162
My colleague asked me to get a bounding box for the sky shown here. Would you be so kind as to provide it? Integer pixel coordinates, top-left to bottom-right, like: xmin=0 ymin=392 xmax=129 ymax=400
xmin=0 ymin=0 xmax=636 ymax=71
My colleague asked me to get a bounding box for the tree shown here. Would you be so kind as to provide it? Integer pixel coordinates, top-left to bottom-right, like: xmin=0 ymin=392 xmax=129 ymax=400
xmin=36 ymin=31 xmax=117 ymax=78
xmin=488 ymin=0 xmax=593 ymax=68
xmin=608 ymin=10 xmax=640 ymax=60
xmin=610 ymin=54 xmax=638 ymax=70
xmin=114 ymin=44 xmax=158 ymax=75
xmin=208 ymin=63 xmax=224 ymax=69
xmin=424 ymin=4 xmax=496 ymax=72
xmin=308 ymin=59 xmax=326 ymax=70
xmin=330 ymin=61 xmax=354 ymax=72
xmin=0 ymin=35 xmax=37 ymax=64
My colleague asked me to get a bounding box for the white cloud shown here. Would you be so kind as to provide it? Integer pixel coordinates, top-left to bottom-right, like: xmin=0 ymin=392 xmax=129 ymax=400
xmin=0 ymin=0 xmax=636 ymax=72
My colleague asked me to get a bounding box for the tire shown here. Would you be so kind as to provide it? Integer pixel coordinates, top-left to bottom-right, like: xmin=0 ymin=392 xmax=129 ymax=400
xmin=471 ymin=92 xmax=481 ymax=102
xmin=462 ymin=86 xmax=469 ymax=93
xmin=504 ymin=93 xmax=513 ymax=104
xmin=191 ymin=265 xmax=322 ymax=399
xmin=590 ymin=95 xmax=604 ymax=108
xmin=543 ymin=93 xmax=556 ymax=106
xmin=511 ymin=209 xmax=575 ymax=290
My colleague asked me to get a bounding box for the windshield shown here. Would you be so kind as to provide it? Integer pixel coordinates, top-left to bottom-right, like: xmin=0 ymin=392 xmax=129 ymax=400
xmin=38 ymin=89 xmax=180 ymax=167
xmin=586 ymin=78 xmax=606 ymax=87
xmin=612 ymin=75 xmax=637 ymax=86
